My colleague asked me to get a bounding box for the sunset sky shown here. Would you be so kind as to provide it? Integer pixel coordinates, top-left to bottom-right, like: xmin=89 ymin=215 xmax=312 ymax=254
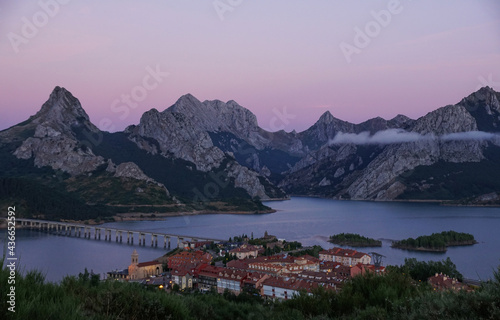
xmin=1 ymin=0 xmax=499 ymax=132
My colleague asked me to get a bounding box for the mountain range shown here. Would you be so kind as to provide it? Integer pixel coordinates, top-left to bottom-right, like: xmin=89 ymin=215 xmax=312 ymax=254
xmin=1 ymin=86 xmax=500 ymax=220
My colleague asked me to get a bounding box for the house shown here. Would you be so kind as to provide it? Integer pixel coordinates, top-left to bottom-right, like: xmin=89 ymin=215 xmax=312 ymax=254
xmin=330 ymin=264 xmax=363 ymax=279
xmin=319 ymin=261 xmax=342 ymax=272
xmin=128 ymin=250 xmax=163 ymax=280
xmin=171 ymin=267 xmax=194 ymax=290
xmin=216 ymin=269 xmax=248 ymax=295
xmin=296 ymin=271 xmax=341 ymax=290
xmin=261 ymin=277 xmax=319 ymax=300
xmin=107 ymin=269 xmax=129 ymax=280
xmin=358 ymin=264 xmax=386 ymax=274
xmin=319 ymin=247 xmax=371 ymax=266
xmin=226 ymin=259 xmax=251 ymax=270
xmin=428 ymin=273 xmax=471 ymax=292
xmin=198 ymin=265 xmax=224 ymax=291
xmin=242 ymin=272 xmax=270 ymax=292
xmin=247 ymin=255 xmax=319 ymax=275
xmin=167 ymin=250 xmax=212 ymax=269
xmin=248 ymin=261 xmax=285 ymax=275
xmin=229 ymin=244 xmax=261 ymax=259
xmin=181 ymin=241 xmax=213 ymax=250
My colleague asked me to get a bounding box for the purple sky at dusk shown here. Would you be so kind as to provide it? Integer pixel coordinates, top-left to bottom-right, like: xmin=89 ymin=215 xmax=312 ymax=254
xmin=1 ymin=1 xmax=499 ymax=133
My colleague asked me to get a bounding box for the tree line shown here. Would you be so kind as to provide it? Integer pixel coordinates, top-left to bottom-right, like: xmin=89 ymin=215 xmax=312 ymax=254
xmin=329 ymin=233 xmax=382 ymax=247
xmin=392 ymin=230 xmax=476 ymax=251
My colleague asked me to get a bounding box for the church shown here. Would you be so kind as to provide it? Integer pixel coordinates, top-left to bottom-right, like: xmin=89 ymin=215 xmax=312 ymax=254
xmin=128 ymin=250 xmax=163 ymax=280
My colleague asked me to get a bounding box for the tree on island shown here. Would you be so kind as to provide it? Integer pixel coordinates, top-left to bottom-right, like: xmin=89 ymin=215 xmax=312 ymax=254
xmin=329 ymin=233 xmax=382 ymax=247
xmin=392 ymin=231 xmax=477 ymax=252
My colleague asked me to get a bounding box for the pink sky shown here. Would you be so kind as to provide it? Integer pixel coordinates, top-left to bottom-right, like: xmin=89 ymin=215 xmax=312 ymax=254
xmin=1 ymin=1 xmax=499 ymax=132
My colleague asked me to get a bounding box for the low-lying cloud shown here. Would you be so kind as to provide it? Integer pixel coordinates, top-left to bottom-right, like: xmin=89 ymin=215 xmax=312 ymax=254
xmin=330 ymin=129 xmax=500 ymax=145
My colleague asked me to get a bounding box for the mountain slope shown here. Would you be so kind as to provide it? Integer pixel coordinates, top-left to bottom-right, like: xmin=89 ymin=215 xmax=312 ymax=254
xmin=280 ymin=87 xmax=500 ymax=203
xmin=0 ymin=87 xmax=279 ymax=220
xmin=2 ymin=85 xmax=499 ymax=220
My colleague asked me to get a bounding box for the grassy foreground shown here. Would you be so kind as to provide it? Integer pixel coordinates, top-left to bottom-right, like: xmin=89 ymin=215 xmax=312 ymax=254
xmin=1 ymin=260 xmax=500 ymax=319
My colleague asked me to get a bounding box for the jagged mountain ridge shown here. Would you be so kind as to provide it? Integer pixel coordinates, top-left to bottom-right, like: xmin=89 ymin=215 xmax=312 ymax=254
xmin=281 ymin=87 xmax=500 ymax=202
xmin=2 ymin=86 xmax=500 ymax=216
xmin=0 ymin=87 xmax=286 ymax=219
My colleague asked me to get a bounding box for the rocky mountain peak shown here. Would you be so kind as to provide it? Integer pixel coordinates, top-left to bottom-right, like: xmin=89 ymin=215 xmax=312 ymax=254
xmin=390 ymin=114 xmax=412 ymax=123
xmin=33 ymin=86 xmax=98 ymax=134
xmin=459 ymin=86 xmax=500 ymax=114
xmin=318 ymin=111 xmax=334 ymax=123
xmin=168 ymin=93 xmax=202 ymax=114
xmin=457 ymin=86 xmax=500 ymax=131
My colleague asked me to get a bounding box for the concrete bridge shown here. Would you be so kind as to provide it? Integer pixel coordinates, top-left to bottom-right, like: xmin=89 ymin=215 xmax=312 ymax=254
xmin=15 ymin=218 xmax=223 ymax=249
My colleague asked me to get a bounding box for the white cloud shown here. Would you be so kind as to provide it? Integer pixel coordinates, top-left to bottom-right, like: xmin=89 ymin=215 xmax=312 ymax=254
xmin=330 ymin=129 xmax=500 ymax=145
xmin=441 ymin=131 xmax=500 ymax=141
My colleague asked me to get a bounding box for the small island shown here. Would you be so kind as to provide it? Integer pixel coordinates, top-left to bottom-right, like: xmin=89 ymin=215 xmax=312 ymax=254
xmin=391 ymin=230 xmax=477 ymax=252
xmin=328 ymin=233 xmax=382 ymax=247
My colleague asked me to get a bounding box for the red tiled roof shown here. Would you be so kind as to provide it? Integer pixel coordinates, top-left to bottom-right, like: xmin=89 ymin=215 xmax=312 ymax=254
xmin=198 ymin=265 xmax=225 ymax=278
xmin=137 ymin=260 xmax=162 ymax=267
xmin=218 ymin=269 xmax=248 ymax=281
xmin=320 ymin=247 xmax=370 ymax=259
xmin=428 ymin=274 xmax=470 ymax=291
xmin=229 ymin=244 xmax=262 ymax=254
xmin=226 ymin=259 xmax=250 ymax=270
xmin=262 ymin=277 xmax=322 ymax=293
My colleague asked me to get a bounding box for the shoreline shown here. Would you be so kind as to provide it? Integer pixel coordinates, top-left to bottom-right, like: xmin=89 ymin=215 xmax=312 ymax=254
xmin=328 ymin=241 xmax=382 ymax=248
xmin=287 ymin=194 xmax=500 ymax=207
xmin=391 ymin=241 xmax=478 ymax=253
xmin=2 ymin=194 xmax=498 ymax=229
xmin=0 ymin=208 xmax=277 ymax=229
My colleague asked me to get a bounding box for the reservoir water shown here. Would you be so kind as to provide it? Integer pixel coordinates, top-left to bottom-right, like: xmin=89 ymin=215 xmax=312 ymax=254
xmin=2 ymin=197 xmax=499 ymax=282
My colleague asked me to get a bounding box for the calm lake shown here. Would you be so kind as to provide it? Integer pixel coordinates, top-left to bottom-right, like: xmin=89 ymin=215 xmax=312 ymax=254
xmin=1 ymin=197 xmax=499 ymax=282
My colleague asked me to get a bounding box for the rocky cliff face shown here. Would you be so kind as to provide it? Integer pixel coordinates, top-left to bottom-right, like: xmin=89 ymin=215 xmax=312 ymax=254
xmin=127 ymin=107 xmax=226 ymax=172
xmin=124 ymin=94 xmax=287 ymax=199
xmin=9 ymin=87 xmax=106 ymax=175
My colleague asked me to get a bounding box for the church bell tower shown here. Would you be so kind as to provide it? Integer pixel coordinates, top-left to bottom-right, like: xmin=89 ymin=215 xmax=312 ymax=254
xmin=131 ymin=249 xmax=139 ymax=265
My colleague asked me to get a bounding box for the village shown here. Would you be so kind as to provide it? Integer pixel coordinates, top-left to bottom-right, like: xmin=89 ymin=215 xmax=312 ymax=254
xmin=107 ymin=232 xmax=468 ymax=300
